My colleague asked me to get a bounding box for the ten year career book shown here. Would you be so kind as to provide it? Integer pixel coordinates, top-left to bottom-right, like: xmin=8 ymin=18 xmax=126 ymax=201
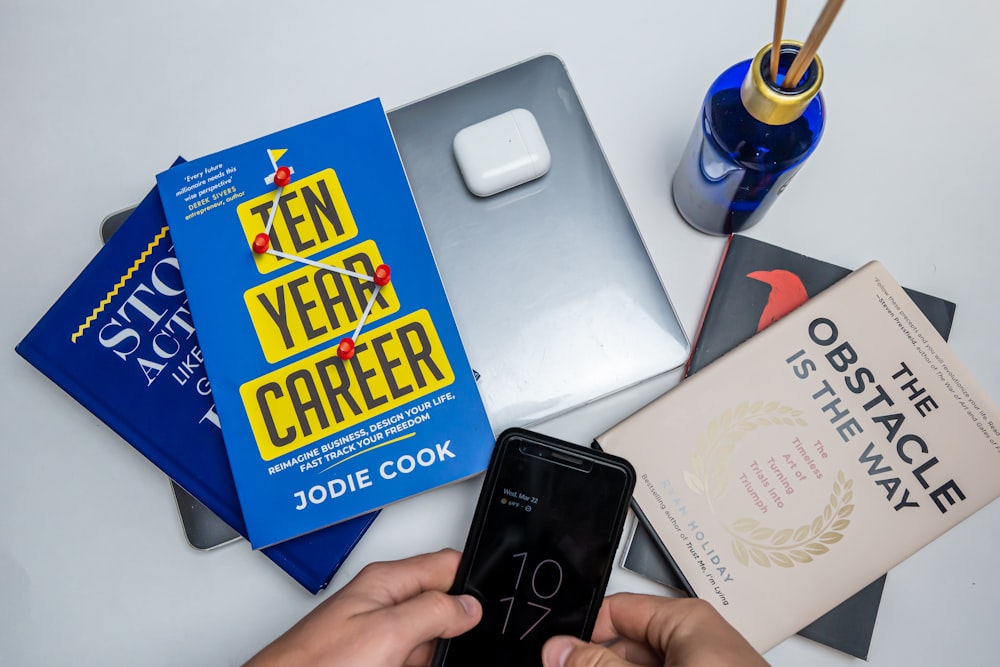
xmin=15 ymin=177 xmax=376 ymax=593
xmin=156 ymin=99 xmax=494 ymax=549
xmin=596 ymin=260 xmax=1000 ymax=652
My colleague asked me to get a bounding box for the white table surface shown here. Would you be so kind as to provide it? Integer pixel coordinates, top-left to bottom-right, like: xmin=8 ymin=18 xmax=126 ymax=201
xmin=3 ymin=1 xmax=999 ymax=665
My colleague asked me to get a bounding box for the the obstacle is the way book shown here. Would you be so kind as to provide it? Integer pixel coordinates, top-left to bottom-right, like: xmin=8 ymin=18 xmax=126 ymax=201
xmin=156 ymin=99 xmax=493 ymax=549
xmin=597 ymin=260 xmax=1000 ymax=652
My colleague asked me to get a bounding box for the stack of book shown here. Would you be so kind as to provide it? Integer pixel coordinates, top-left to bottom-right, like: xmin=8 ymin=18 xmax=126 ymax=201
xmin=597 ymin=237 xmax=1000 ymax=654
xmin=621 ymin=235 xmax=957 ymax=658
xmin=16 ymin=99 xmax=495 ymax=591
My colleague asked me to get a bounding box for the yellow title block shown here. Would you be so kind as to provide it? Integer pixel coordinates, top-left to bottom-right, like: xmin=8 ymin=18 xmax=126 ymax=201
xmin=237 ymin=168 xmax=358 ymax=274
xmin=240 ymin=309 xmax=454 ymax=461
xmin=244 ymin=239 xmax=399 ymax=364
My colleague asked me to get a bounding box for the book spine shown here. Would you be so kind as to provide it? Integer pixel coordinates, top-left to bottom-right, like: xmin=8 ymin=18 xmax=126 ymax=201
xmin=682 ymin=234 xmax=735 ymax=378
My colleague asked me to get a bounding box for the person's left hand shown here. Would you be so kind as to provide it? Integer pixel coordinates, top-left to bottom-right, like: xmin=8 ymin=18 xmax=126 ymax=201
xmin=245 ymin=549 xmax=482 ymax=667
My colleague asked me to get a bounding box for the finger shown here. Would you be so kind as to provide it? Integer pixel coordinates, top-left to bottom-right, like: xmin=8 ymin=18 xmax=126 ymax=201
xmin=345 ymin=549 xmax=463 ymax=606
xmin=366 ymin=590 xmax=482 ymax=664
xmin=542 ymin=636 xmax=633 ymax=667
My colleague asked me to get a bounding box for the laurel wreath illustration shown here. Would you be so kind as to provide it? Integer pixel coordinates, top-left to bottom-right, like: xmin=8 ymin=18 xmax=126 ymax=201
xmin=682 ymin=400 xmax=854 ymax=569
xmin=726 ymin=471 xmax=853 ymax=568
xmin=683 ymin=400 xmax=806 ymax=509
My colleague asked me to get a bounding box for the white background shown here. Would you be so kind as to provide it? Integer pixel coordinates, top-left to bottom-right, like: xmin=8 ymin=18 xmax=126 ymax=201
xmin=2 ymin=1 xmax=999 ymax=665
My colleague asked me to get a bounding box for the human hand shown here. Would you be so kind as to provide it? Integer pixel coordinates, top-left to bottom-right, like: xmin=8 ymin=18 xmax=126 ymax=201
xmin=245 ymin=549 xmax=482 ymax=667
xmin=541 ymin=593 xmax=768 ymax=667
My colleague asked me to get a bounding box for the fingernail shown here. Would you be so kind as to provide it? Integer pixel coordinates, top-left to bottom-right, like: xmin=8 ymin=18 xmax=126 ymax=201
xmin=457 ymin=594 xmax=479 ymax=617
xmin=543 ymin=636 xmax=574 ymax=667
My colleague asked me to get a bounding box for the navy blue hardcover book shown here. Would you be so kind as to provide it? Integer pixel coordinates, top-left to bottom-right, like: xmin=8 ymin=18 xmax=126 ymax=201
xmin=15 ymin=171 xmax=377 ymax=593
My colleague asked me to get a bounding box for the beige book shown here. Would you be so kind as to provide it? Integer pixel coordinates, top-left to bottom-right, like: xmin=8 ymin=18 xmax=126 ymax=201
xmin=596 ymin=261 xmax=1000 ymax=652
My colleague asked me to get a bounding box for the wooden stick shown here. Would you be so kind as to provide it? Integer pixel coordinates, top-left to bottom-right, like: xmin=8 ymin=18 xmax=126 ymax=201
xmin=782 ymin=0 xmax=845 ymax=89
xmin=770 ymin=0 xmax=787 ymax=84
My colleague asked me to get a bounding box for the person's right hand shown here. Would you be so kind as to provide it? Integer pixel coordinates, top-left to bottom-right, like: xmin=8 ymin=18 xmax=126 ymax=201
xmin=541 ymin=593 xmax=769 ymax=667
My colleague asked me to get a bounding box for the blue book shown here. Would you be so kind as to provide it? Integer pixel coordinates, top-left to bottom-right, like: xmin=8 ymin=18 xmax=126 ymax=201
xmin=157 ymin=99 xmax=494 ymax=549
xmin=15 ymin=175 xmax=376 ymax=593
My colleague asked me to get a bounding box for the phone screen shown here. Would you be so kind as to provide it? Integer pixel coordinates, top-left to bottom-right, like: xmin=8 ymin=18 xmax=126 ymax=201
xmin=436 ymin=429 xmax=634 ymax=666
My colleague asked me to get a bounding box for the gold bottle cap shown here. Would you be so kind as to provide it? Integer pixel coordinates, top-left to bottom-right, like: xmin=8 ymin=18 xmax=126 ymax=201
xmin=740 ymin=41 xmax=823 ymax=125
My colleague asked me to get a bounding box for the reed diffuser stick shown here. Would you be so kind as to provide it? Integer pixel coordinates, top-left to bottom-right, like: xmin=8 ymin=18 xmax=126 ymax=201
xmin=782 ymin=0 xmax=845 ymax=89
xmin=770 ymin=0 xmax=787 ymax=84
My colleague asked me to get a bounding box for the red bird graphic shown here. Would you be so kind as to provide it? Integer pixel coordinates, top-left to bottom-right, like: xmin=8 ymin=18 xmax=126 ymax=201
xmin=746 ymin=269 xmax=809 ymax=332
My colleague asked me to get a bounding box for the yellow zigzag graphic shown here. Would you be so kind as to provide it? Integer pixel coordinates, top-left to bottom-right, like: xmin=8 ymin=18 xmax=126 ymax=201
xmin=71 ymin=225 xmax=170 ymax=343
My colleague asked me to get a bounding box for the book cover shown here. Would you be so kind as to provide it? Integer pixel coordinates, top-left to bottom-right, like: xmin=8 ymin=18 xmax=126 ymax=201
xmin=156 ymin=99 xmax=494 ymax=549
xmin=623 ymin=235 xmax=956 ymax=659
xmin=15 ymin=177 xmax=377 ymax=594
xmin=597 ymin=260 xmax=1000 ymax=652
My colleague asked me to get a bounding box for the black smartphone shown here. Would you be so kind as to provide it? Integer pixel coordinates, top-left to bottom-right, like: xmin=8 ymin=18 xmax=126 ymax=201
xmin=432 ymin=427 xmax=636 ymax=667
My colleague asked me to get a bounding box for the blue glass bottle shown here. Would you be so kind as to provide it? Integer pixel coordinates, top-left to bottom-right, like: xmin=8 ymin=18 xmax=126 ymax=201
xmin=672 ymin=42 xmax=825 ymax=235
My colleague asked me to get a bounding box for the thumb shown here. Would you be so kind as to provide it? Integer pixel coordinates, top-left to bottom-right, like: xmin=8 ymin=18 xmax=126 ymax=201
xmin=542 ymin=635 xmax=631 ymax=667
